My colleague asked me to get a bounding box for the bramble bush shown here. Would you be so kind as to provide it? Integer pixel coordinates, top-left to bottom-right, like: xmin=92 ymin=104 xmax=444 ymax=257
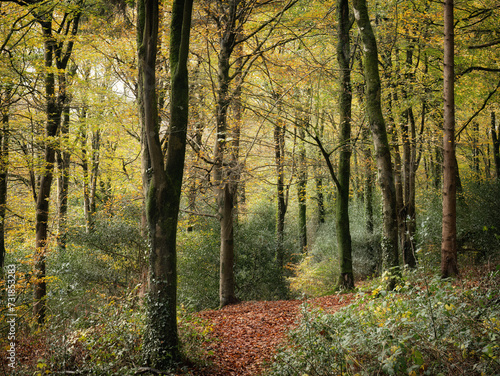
xmin=270 ymin=266 xmax=500 ymax=376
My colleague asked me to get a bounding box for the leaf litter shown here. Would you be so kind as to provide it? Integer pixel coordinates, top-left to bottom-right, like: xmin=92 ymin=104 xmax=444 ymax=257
xmin=190 ymin=294 xmax=355 ymax=375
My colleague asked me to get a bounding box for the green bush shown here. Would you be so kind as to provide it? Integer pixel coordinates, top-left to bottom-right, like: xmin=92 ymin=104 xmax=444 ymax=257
xmin=177 ymin=229 xmax=220 ymax=311
xmin=235 ymin=202 xmax=292 ymax=301
xmin=270 ymin=268 xmax=500 ymax=376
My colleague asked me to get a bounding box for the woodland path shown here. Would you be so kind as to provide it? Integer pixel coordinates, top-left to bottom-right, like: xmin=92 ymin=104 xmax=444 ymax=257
xmin=190 ymin=294 xmax=355 ymax=376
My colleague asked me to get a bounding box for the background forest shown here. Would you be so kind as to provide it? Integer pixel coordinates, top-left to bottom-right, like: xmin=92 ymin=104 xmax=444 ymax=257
xmin=1 ymin=0 xmax=500 ymax=375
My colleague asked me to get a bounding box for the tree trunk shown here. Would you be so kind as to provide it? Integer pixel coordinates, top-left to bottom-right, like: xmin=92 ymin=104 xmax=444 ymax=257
xmin=274 ymin=95 xmax=287 ymax=268
xmin=491 ymin=112 xmax=500 ymax=179
xmin=213 ymin=0 xmax=239 ymax=307
xmin=336 ymin=0 xmax=354 ymax=290
xmin=297 ymin=124 xmax=308 ymax=253
xmin=0 ymin=99 xmax=9 ymax=269
xmin=441 ymin=0 xmax=459 ymax=278
xmin=56 ymin=104 xmax=71 ymax=250
xmin=140 ymin=0 xmax=193 ymax=368
xmin=353 ymin=0 xmax=399 ymax=288
xmin=33 ymin=9 xmax=80 ymax=325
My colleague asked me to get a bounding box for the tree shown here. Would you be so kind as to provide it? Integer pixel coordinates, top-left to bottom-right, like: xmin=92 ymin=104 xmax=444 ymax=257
xmin=352 ymin=0 xmax=399 ymax=287
xmin=441 ymin=0 xmax=459 ymax=278
xmin=334 ymin=0 xmax=354 ymax=289
xmin=138 ymin=0 xmax=193 ymax=368
xmin=0 ymin=86 xmax=10 ymax=269
xmin=207 ymin=0 xmax=298 ymax=307
xmin=4 ymin=0 xmax=84 ymax=325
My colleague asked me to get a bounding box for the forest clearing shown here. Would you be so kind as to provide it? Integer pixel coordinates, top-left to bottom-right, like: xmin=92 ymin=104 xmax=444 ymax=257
xmin=1 ymin=0 xmax=500 ymax=375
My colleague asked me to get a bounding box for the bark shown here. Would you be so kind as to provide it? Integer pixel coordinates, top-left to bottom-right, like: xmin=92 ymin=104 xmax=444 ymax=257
xmin=56 ymin=103 xmax=71 ymax=250
xmin=314 ymin=117 xmax=325 ymax=224
xmin=471 ymin=122 xmax=480 ymax=179
xmin=297 ymin=124 xmax=307 ymax=253
xmin=213 ymin=0 xmax=240 ymax=307
xmin=140 ymin=0 xmax=193 ymax=368
xmin=353 ymin=0 xmax=399 ymax=287
xmin=79 ymin=110 xmax=100 ymax=233
xmin=491 ymin=112 xmax=500 ymax=179
xmin=274 ymin=95 xmax=287 ymax=268
xmin=441 ymin=0 xmax=459 ymax=278
xmin=0 ymin=98 xmax=9 ymax=269
xmin=137 ymin=0 xmax=151 ymax=236
xmin=336 ymin=0 xmax=354 ymax=290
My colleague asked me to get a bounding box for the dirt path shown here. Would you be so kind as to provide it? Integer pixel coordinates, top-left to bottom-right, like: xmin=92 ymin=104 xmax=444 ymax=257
xmin=191 ymin=294 xmax=354 ymax=375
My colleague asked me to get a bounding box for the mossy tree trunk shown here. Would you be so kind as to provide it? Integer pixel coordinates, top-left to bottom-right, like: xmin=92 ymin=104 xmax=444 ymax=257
xmin=335 ymin=0 xmax=354 ymax=290
xmin=491 ymin=112 xmax=500 ymax=179
xmin=441 ymin=0 xmax=459 ymax=278
xmin=32 ymin=7 xmax=80 ymax=325
xmin=56 ymin=103 xmax=71 ymax=250
xmin=297 ymin=123 xmax=308 ymax=254
xmin=0 ymin=89 xmax=10 ymax=269
xmin=274 ymin=95 xmax=287 ymax=269
xmin=213 ymin=0 xmax=240 ymax=307
xmin=352 ymin=0 xmax=399 ymax=288
xmin=139 ymin=0 xmax=193 ymax=369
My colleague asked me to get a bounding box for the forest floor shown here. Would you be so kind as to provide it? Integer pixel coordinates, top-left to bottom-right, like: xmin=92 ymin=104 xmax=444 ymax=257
xmin=186 ymin=293 xmax=355 ymax=376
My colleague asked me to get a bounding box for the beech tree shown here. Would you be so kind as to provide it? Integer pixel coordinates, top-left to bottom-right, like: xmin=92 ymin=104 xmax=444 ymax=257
xmin=441 ymin=0 xmax=459 ymax=278
xmin=352 ymin=0 xmax=399 ymax=287
xmin=1 ymin=0 xmax=83 ymax=324
xmin=138 ymin=0 xmax=193 ymax=368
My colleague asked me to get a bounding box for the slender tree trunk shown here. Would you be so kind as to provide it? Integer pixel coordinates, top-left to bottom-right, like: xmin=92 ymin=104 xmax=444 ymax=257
xmin=297 ymin=123 xmax=308 ymax=253
xmin=213 ymin=0 xmax=239 ymax=307
xmin=491 ymin=112 xmax=500 ymax=179
xmin=363 ymin=128 xmax=376 ymax=272
xmin=33 ymin=10 xmax=80 ymax=325
xmin=336 ymin=0 xmax=354 ymax=289
xmin=472 ymin=122 xmax=480 ymax=180
xmin=140 ymin=0 xmax=193 ymax=368
xmin=441 ymin=0 xmax=459 ymax=278
xmin=0 ymin=100 xmax=9 ymax=269
xmin=79 ymin=109 xmax=99 ymax=232
xmin=137 ymin=0 xmax=151 ymax=237
xmin=57 ymin=104 xmax=71 ymax=250
xmin=353 ymin=0 xmax=399 ymax=287
xmin=314 ymin=117 xmax=325 ymax=224
xmin=275 ymin=95 xmax=287 ymax=268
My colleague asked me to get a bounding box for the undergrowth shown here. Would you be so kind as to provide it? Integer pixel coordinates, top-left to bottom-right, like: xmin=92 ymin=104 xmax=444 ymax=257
xmin=270 ymin=265 xmax=500 ymax=376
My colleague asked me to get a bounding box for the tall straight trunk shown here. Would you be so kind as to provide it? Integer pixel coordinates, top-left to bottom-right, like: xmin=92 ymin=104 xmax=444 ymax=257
xmin=402 ymin=108 xmax=417 ymax=267
xmin=491 ymin=112 xmax=500 ymax=179
xmin=213 ymin=0 xmax=239 ymax=307
xmin=140 ymin=0 xmax=193 ymax=368
xmin=56 ymin=104 xmax=71 ymax=250
xmin=315 ymin=117 xmax=325 ymax=224
xmin=353 ymin=0 xmax=399 ymax=287
xmin=363 ymin=128 xmax=376 ymax=272
xmin=472 ymin=122 xmax=480 ymax=179
xmin=336 ymin=0 xmax=354 ymax=289
xmin=137 ymin=0 xmax=151 ymax=236
xmin=441 ymin=0 xmax=458 ymax=278
xmin=79 ymin=111 xmax=100 ymax=233
xmin=441 ymin=0 xmax=459 ymax=278
xmin=399 ymin=45 xmax=417 ymax=268
xmin=0 ymin=101 xmax=9 ymax=269
xmin=275 ymin=95 xmax=287 ymax=268
xmin=297 ymin=124 xmax=308 ymax=253
xmin=33 ymin=9 xmax=80 ymax=325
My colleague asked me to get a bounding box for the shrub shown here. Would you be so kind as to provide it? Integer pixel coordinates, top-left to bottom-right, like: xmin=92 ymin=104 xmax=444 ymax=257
xmin=235 ymin=202 xmax=292 ymax=301
xmin=177 ymin=229 xmax=220 ymax=311
xmin=270 ymin=267 xmax=500 ymax=376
